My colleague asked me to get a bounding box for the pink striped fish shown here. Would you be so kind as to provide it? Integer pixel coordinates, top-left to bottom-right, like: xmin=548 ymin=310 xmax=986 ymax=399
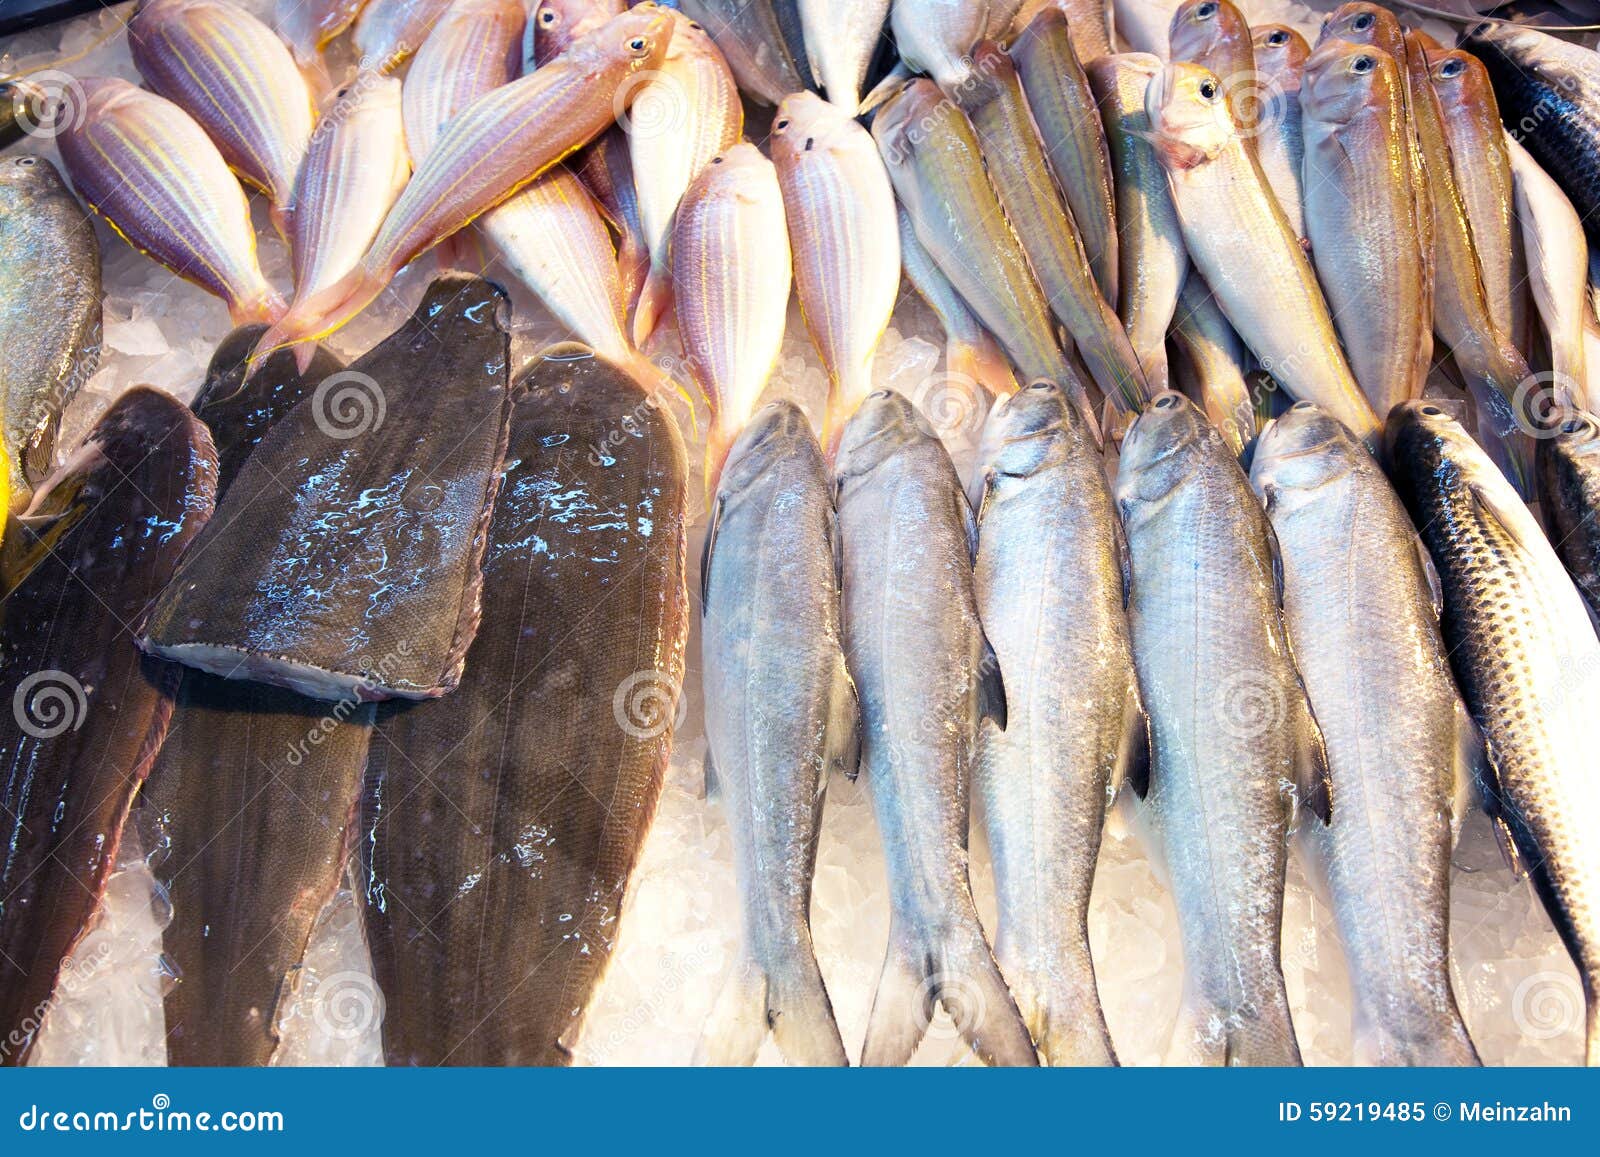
xmin=353 ymin=0 xmax=456 ymax=71
xmin=403 ymin=0 xmax=526 ymax=162
xmin=528 ymin=0 xmax=626 ymax=67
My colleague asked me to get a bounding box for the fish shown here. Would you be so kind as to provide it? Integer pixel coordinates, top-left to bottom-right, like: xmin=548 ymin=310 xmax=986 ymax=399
xmin=140 ymin=277 xmax=511 ymax=703
xmin=570 ymin=128 xmax=651 ymax=310
xmin=1509 ymin=135 xmax=1590 ymax=412
xmin=896 ymin=207 xmax=1018 ymax=401
xmin=798 ymin=0 xmax=890 ymax=113
xmin=1114 ymin=390 xmax=1324 ymax=1066
xmin=1540 ymin=411 xmax=1600 ymax=621
xmin=1168 ymin=271 xmax=1253 ymax=456
xmin=1300 ymin=40 xmax=1429 ymax=417
xmin=0 ymin=154 xmax=100 ymax=508
xmin=1144 ymin=62 xmax=1379 ymax=444
xmin=1167 ymin=0 xmax=1257 ymax=145
xmin=528 ymin=0 xmax=624 ymax=65
xmin=1388 ymin=400 xmax=1600 ymax=1067
xmin=0 ymin=387 xmax=217 ymax=1066
xmin=1011 ymin=0 xmax=1113 ymax=64
xmin=874 ymin=80 xmax=1072 ymax=389
xmin=56 ymin=78 xmax=285 ymax=327
xmin=834 ymin=389 xmax=1037 ymax=1068
xmin=254 ymin=7 xmax=674 ymax=365
xmin=289 ymin=77 xmax=410 ymax=314
xmin=1088 ymin=52 xmax=1186 ymax=392
xmin=672 ymin=143 xmax=792 ymax=492
xmin=1248 ymin=24 xmax=1307 ymax=241
xmin=697 ymin=401 xmax=854 ymax=1066
xmin=888 ymin=0 xmax=992 ymax=94
xmin=1251 ymin=401 xmax=1480 ymax=1066
xmin=973 ymin=380 xmax=1140 ymax=1066
xmin=353 ymin=0 xmax=455 ymax=69
xmin=772 ymin=92 xmax=900 ymax=449
xmin=678 ymin=0 xmax=809 ymax=105
xmin=129 ymin=0 xmax=315 ymax=240
xmin=1010 ymin=8 xmax=1119 ymax=307
xmin=361 ymin=344 xmax=690 ymax=1065
xmin=276 ymin=0 xmax=370 ymax=67
xmin=629 ymin=7 xmax=743 ymax=348
xmin=1113 ymin=0 xmax=1174 ymax=58
xmin=150 ymin=331 xmax=373 ymax=1067
xmin=0 ymin=77 xmax=46 ymax=150
xmin=402 ymin=0 xmax=527 ymax=163
xmin=1465 ymin=22 xmax=1600 ymax=251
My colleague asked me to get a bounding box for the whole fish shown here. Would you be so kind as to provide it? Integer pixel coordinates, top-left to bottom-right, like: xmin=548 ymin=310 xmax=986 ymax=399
xmin=1168 ymin=271 xmax=1252 ymax=456
xmin=1088 ymin=52 xmax=1186 ymax=392
xmin=1113 ymin=0 xmax=1174 ymax=57
xmin=772 ymin=93 xmax=900 ymax=448
xmin=630 ymin=8 xmax=743 ymax=347
xmin=1168 ymin=0 xmax=1256 ymax=144
xmin=361 ymin=345 xmax=689 ymax=1066
xmin=1251 ymin=401 xmax=1480 ymax=1066
xmin=1465 ymin=22 xmax=1600 ymax=250
xmin=129 ymin=0 xmax=314 ymax=239
xmin=1145 ymin=62 xmax=1378 ymax=444
xmin=896 ymin=207 xmax=1018 ymax=401
xmin=0 ymin=154 xmax=100 ymax=508
xmin=289 ymin=77 xmax=410 ymax=312
xmin=403 ymin=0 xmax=527 ymax=163
xmin=1388 ymin=400 xmax=1600 ymax=1067
xmin=1011 ymin=0 xmax=1113 ymax=63
xmin=529 ymin=0 xmax=624 ymax=65
xmin=835 ymin=389 xmax=1037 ymax=1068
xmin=0 ymin=77 xmax=46 ymax=150
xmin=1509 ymin=135 xmax=1590 ymax=411
xmin=888 ymin=0 xmax=992 ymax=93
xmin=874 ymin=80 xmax=1071 ymax=389
xmin=276 ymin=0 xmax=370 ymax=67
xmin=0 ymin=388 xmax=216 ymax=1065
xmin=1248 ymin=24 xmax=1307 ymax=241
xmin=697 ymin=401 xmax=854 ymax=1066
xmin=57 ymin=78 xmax=285 ymax=326
xmin=1010 ymin=8 xmax=1119 ymax=307
xmin=141 ymin=278 xmax=511 ymax=702
xmin=798 ymin=0 xmax=890 ymax=113
xmin=673 ymin=143 xmax=792 ymax=492
xmin=253 ymin=7 xmax=673 ymax=366
xmin=1540 ymin=411 xmax=1600 ymax=620
xmin=955 ymin=41 xmax=1148 ymax=414
xmin=1115 ymin=390 xmax=1324 ymax=1066
xmin=1300 ymin=40 xmax=1429 ymax=416
xmin=678 ymin=0 xmax=809 ymax=105
xmin=353 ymin=0 xmax=454 ymax=69
xmin=974 ymin=380 xmax=1140 ymax=1066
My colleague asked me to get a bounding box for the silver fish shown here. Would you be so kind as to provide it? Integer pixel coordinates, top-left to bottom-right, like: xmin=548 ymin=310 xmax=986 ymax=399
xmin=798 ymin=0 xmax=890 ymax=113
xmin=1249 ymin=24 xmax=1307 ymax=242
xmin=1168 ymin=272 xmax=1252 ymax=457
xmin=1508 ymin=136 xmax=1589 ymax=411
xmin=677 ymin=0 xmax=809 ymax=105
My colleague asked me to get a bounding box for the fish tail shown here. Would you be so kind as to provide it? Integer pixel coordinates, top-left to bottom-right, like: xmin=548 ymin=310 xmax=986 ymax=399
xmin=1136 ymin=344 xmax=1171 ymax=395
xmin=247 ymin=266 xmax=384 ymax=376
xmin=231 ymin=284 xmax=288 ymax=328
xmin=1000 ymin=952 xmax=1118 ymax=1067
xmin=1350 ymin=1011 xmax=1479 ymax=1066
xmin=622 ymin=352 xmax=698 ymax=429
xmin=269 ymin=200 xmax=293 ymax=245
xmin=617 ymin=229 xmax=651 ymax=321
xmin=947 ymin=334 xmax=1019 ymax=400
xmin=1460 ymin=371 xmax=1537 ymax=499
xmin=1167 ymin=982 xmax=1302 ymax=1066
xmin=695 ymin=952 xmax=848 ymax=1067
xmin=632 ymin=264 xmax=673 ymax=349
xmin=821 ymin=365 xmax=876 ymax=460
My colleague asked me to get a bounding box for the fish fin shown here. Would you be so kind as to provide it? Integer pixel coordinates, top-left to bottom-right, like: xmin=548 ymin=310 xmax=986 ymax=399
xmin=704 ymin=426 xmax=736 ymax=509
xmin=248 ymin=266 xmax=382 ymax=375
xmin=1492 ymin=814 xmax=1528 ymax=880
xmin=1002 ymin=962 xmax=1118 ymax=1067
xmin=1167 ymin=981 xmax=1301 ymax=1066
xmin=632 ymin=265 xmax=673 ymax=349
xmin=697 ymin=951 xmax=848 ymax=1066
xmin=1413 ymin=532 xmax=1444 ymax=619
xmin=947 ymin=334 xmax=1020 ymax=401
xmin=1294 ymin=698 xmax=1333 ymax=827
xmin=1468 ymin=480 xmax=1544 ymax=557
xmin=826 ymin=649 xmax=861 ymax=782
xmin=695 ymin=961 xmax=768 ymax=1065
xmin=1112 ymin=682 xmax=1150 ymax=802
xmin=972 ymin=466 xmax=998 ymax=526
xmin=859 ymin=62 xmax=914 ymax=117
xmin=20 ymin=412 xmax=60 ymax=487
xmin=1469 ymin=723 xmax=1529 ymax=879
xmin=623 ymin=353 xmax=698 ymax=430
xmin=977 ymin=632 xmax=1007 ymax=732
xmin=1451 ymin=698 xmax=1489 ymax=844
xmin=1114 ymin=504 xmax=1133 ymax=610
xmin=701 ymin=750 xmax=720 ymax=802
xmin=1460 ymin=375 xmax=1536 ymax=498
xmin=231 ymin=285 xmax=288 ymax=328
xmin=700 ymin=491 xmax=725 ymax=608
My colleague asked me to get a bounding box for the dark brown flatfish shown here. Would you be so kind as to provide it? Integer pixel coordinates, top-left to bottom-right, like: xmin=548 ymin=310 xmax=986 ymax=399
xmin=140 ymin=276 xmax=513 ymax=702
xmin=0 ymin=387 xmax=217 ymax=1065
xmin=361 ymin=345 xmax=689 ymax=1066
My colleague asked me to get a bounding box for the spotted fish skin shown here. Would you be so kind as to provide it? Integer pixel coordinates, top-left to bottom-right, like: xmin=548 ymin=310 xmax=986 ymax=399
xmin=1540 ymin=413 xmax=1600 ymax=622
xmin=57 ymin=78 xmax=285 ymax=326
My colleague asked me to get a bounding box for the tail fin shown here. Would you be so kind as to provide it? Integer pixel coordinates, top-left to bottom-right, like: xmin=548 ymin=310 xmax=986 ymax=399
xmin=269 ymin=200 xmax=294 ymax=245
xmin=695 ymin=954 xmax=848 ymax=1066
xmin=1461 ymin=370 xmax=1536 ymax=499
xmin=999 ymin=949 xmax=1118 ymax=1067
xmin=1166 ymin=982 xmax=1302 ymax=1067
xmin=632 ymin=264 xmax=673 ymax=349
xmin=617 ymin=228 xmax=651 ymax=325
xmin=822 ymin=366 xmax=876 ymax=461
xmin=860 ymin=913 xmax=1038 ymax=1067
xmin=1351 ymin=1012 xmax=1480 ymax=1066
xmin=247 ymin=266 xmax=385 ymax=376
xmin=231 ymin=285 xmax=288 ymax=328
xmin=622 ymin=352 xmax=699 ymax=429
xmin=947 ymin=335 xmax=1019 ymax=400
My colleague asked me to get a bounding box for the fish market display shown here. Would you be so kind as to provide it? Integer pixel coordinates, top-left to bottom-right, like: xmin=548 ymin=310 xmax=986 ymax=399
xmin=698 ymin=401 xmax=853 ymax=1066
xmin=835 ymin=390 xmax=1036 ymax=1068
xmin=1248 ymin=24 xmax=1307 ymax=241
xmin=974 ymin=381 xmax=1138 ymax=1066
xmin=772 ymin=93 xmax=900 ymax=446
xmin=0 ymin=154 xmax=100 ymax=508
xmin=402 ymin=0 xmax=526 ymax=163
xmin=1389 ymin=401 xmax=1600 ymax=1066
xmin=0 ymin=388 xmax=217 ymax=1065
xmin=1115 ymin=391 xmax=1324 ymax=1066
xmin=129 ymin=0 xmax=314 ymax=239
xmin=1252 ymin=402 xmax=1479 ymax=1066
xmin=1539 ymin=411 xmax=1600 ymax=620
xmin=361 ymin=345 xmax=689 ymax=1066
xmin=276 ymin=0 xmax=368 ymax=67
xmin=1508 ymin=133 xmax=1590 ymax=408
xmin=1168 ymin=272 xmax=1253 ymax=456
xmin=1168 ymin=0 xmax=1256 ymax=142
xmin=798 ymin=0 xmax=890 ymax=114
xmin=57 ymin=78 xmax=285 ymax=326
xmin=141 ymin=277 xmax=510 ymax=702
xmin=678 ymin=0 xmax=809 ymax=106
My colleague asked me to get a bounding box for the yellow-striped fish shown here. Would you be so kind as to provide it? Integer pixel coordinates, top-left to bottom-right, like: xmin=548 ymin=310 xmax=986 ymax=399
xmin=403 ymin=0 xmax=527 ymax=162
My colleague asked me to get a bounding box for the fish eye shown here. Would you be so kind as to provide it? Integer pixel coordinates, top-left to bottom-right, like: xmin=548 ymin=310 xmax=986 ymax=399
xmin=627 ymin=36 xmax=648 ymax=54
xmin=0 ymin=82 xmax=11 ymax=95
xmin=1198 ymin=77 xmax=1219 ymax=101
xmin=1352 ymin=55 xmax=1375 ymax=75
xmin=1028 ymin=381 xmax=1053 ymax=391
xmin=1266 ymin=30 xmax=1288 ymax=45
xmin=1420 ymin=405 xmax=1443 ymax=416
xmin=1438 ymin=57 xmax=1466 ymax=79
xmin=539 ymin=8 xmax=557 ymax=26
xmin=711 ymin=155 xmax=724 ymax=164
xmin=774 ymin=118 xmax=789 ymax=130
xmin=15 ymin=156 xmax=35 ymax=166
xmin=1352 ymin=12 xmax=1375 ymax=31
xmin=689 ymin=22 xmax=703 ymax=31
xmin=1292 ymin=400 xmax=1315 ymax=412
xmin=1155 ymin=394 xmax=1179 ymax=409
xmin=1196 ymin=1 xmax=1218 ymax=18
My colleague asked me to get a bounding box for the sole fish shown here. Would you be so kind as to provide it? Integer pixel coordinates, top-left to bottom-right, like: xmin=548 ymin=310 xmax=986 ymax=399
xmin=697 ymin=401 xmax=854 ymax=1066
xmin=1252 ymin=401 xmax=1480 ymax=1066
xmin=1249 ymin=24 xmax=1307 ymax=242
xmin=361 ymin=344 xmax=689 ymax=1065
xmin=836 ymin=389 xmax=1037 ymax=1068
xmin=0 ymin=388 xmax=217 ymax=1065
xmin=974 ymin=381 xmax=1140 ymax=1066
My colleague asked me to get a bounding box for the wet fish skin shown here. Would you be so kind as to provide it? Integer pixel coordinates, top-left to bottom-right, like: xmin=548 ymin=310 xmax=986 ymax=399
xmin=403 ymin=0 xmax=527 ymax=163
xmin=57 ymin=78 xmax=285 ymax=327
xmin=1168 ymin=270 xmax=1252 ymax=456
xmin=354 ymin=0 xmax=454 ymax=69
xmin=678 ymin=0 xmax=809 ymax=105
xmin=529 ymin=0 xmax=624 ymax=66
xmin=362 ymin=345 xmax=689 ymax=1066
xmin=772 ymin=93 xmax=900 ymax=447
xmin=0 ymin=387 xmax=217 ymax=1066
xmin=572 ymin=129 xmax=651 ymax=310
xmin=1248 ymin=24 xmax=1307 ymax=241
xmin=130 ymin=0 xmax=314 ymax=239
xmin=1168 ymin=0 xmax=1256 ymax=145
xmin=0 ymin=77 xmax=46 ymax=150
xmin=1115 ymin=390 xmax=1318 ymax=1066
xmin=1145 ymin=62 xmax=1378 ymax=444
xmin=1538 ymin=412 xmax=1600 ymax=621
xmin=1113 ymin=0 xmax=1174 ymax=58
xmin=1300 ymin=40 xmax=1429 ymax=417
xmin=974 ymin=380 xmax=1138 ymax=1066
xmin=1388 ymin=400 xmax=1600 ymax=1067
xmin=799 ymin=0 xmax=890 ymax=113
xmin=1251 ymin=402 xmax=1480 ymax=1066
xmin=889 ymin=0 xmax=992 ymax=93
xmin=1011 ymin=8 xmax=1119 ymax=307
xmin=1088 ymin=52 xmax=1186 ymax=392
xmin=0 ymin=154 xmax=100 ymax=507
xmin=835 ymin=389 xmax=1037 ymax=1068
xmin=1509 ymin=135 xmax=1590 ymax=411
xmin=1012 ymin=1 xmax=1113 ymax=64
xmin=276 ymin=0 xmax=370 ymax=67
xmin=698 ymin=402 xmax=853 ymax=1066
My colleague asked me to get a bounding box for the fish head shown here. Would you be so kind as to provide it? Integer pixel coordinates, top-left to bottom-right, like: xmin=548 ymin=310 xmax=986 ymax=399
xmin=695 ymin=142 xmax=780 ymax=206
xmin=1115 ymin=391 xmax=1208 ymax=505
xmin=0 ymin=152 xmax=66 ymax=204
xmin=1384 ymin=399 xmax=1481 ymax=497
xmin=1145 ymin=61 xmax=1236 ymax=170
xmin=1249 ymin=401 xmax=1363 ymax=507
xmin=658 ymin=5 xmax=720 ymax=66
xmin=319 ymin=71 xmax=404 ymax=123
xmin=1250 ymin=25 xmax=1308 ymax=87
xmin=947 ymin=39 xmax=1015 ymax=117
xmin=977 ymin=380 xmax=1098 ymax=483
xmin=1302 ymin=40 xmax=1397 ymax=128
xmin=1317 ymin=3 xmax=1400 ymax=56
xmin=718 ymin=401 xmax=820 ymax=495
xmin=893 ymin=0 xmax=989 ymax=92
xmin=1168 ymin=0 xmax=1248 ymax=67
xmin=870 ymin=78 xmax=952 ymax=175
xmin=565 ymin=4 xmax=674 ymax=76
xmin=531 ymin=0 xmax=621 ymax=66
xmin=1551 ymin=410 xmax=1600 ymax=461
xmin=1424 ymin=48 xmax=1494 ymax=120
xmin=772 ymin=91 xmax=863 ymax=169
xmin=834 ymin=390 xmax=938 ymax=484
